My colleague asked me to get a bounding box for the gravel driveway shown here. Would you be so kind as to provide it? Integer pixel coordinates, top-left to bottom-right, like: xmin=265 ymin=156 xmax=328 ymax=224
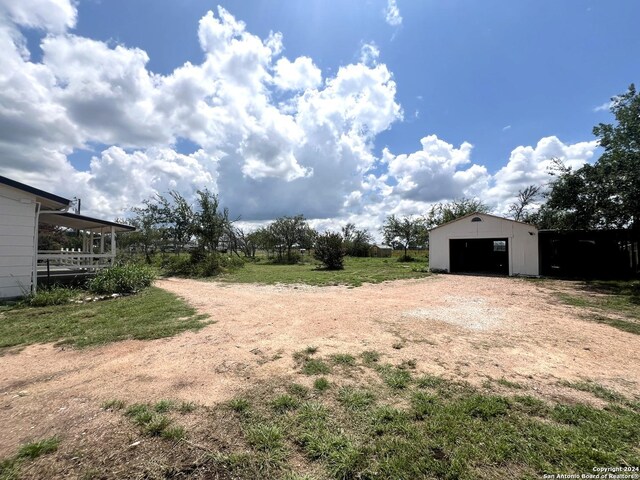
xmin=1 ymin=274 xmax=638 ymax=457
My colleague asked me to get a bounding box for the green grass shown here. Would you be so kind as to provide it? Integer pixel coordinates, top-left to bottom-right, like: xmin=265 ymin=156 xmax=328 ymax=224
xmin=555 ymin=279 xmax=640 ymax=335
xmin=219 ymin=256 xmax=430 ymax=287
xmin=560 ymin=380 xmax=626 ymax=403
xmin=0 ymin=437 xmax=60 ymax=480
xmin=329 ymin=353 xmax=356 ymax=366
xmin=301 ymin=359 xmax=331 ymax=375
xmin=17 ymin=437 xmax=59 ymax=459
xmin=0 ymin=287 xmax=210 ymax=350
xmin=313 ymin=377 xmax=330 ymax=392
xmin=12 ymin=353 xmax=640 ymax=479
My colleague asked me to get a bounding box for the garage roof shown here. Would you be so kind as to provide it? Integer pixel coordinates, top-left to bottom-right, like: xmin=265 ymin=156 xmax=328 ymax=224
xmin=428 ymin=212 xmax=536 ymax=231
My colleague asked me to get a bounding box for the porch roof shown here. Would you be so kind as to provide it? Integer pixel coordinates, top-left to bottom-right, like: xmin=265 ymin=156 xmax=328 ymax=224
xmin=39 ymin=212 xmax=136 ymax=232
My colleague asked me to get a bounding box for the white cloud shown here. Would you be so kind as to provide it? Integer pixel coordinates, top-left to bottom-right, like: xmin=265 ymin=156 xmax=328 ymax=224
xmin=0 ymin=0 xmax=76 ymax=33
xmin=0 ymin=2 xmax=600 ymax=234
xmin=593 ymin=101 xmax=613 ymax=113
xmin=385 ymin=135 xmax=489 ymax=203
xmin=487 ymin=136 xmax=598 ymax=212
xmin=384 ymin=0 xmax=403 ymax=27
xmin=273 ymin=56 xmax=322 ymax=91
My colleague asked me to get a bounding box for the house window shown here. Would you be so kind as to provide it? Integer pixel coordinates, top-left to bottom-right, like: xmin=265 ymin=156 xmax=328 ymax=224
xmin=493 ymin=240 xmax=506 ymax=252
xmin=471 ymin=217 xmax=482 ymax=222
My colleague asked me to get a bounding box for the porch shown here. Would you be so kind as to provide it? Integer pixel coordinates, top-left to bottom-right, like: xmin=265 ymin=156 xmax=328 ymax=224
xmin=37 ymin=212 xmax=135 ymax=286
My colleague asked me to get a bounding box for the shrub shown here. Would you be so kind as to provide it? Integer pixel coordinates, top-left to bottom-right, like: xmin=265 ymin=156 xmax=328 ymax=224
xmin=23 ymin=286 xmax=76 ymax=307
xmin=88 ymin=264 xmax=155 ymax=294
xmin=313 ymin=232 xmax=345 ymax=270
xmin=162 ymin=251 xmax=244 ymax=277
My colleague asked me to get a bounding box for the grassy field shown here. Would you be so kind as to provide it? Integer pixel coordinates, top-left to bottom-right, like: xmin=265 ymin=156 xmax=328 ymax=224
xmin=9 ymin=348 xmax=639 ymax=479
xmin=0 ymin=287 xmax=210 ymax=351
xmin=219 ymin=255 xmax=430 ymax=287
xmin=554 ymin=279 xmax=640 ymax=335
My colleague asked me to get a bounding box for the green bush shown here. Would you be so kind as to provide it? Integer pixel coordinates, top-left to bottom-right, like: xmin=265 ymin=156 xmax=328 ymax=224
xmin=88 ymin=264 xmax=156 ymax=294
xmin=162 ymin=251 xmax=244 ymax=277
xmin=23 ymin=286 xmax=77 ymax=307
xmin=313 ymin=232 xmax=346 ymax=270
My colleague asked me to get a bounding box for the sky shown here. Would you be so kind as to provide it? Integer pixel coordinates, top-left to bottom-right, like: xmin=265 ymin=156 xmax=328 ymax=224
xmin=1 ymin=0 xmax=639 ymax=234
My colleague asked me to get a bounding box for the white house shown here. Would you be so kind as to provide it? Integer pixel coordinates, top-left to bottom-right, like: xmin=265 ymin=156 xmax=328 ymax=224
xmin=0 ymin=176 xmax=134 ymax=299
xmin=428 ymin=212 xmax=539 ymax=276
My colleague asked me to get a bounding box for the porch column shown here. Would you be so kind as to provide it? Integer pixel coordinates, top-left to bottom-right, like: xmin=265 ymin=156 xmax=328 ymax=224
xmin=110 ymin=226 xmax=116 ymax=265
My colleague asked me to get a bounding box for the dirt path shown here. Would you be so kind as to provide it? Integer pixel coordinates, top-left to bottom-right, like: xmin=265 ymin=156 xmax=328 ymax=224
xmin=1 ymin=275 xmax=639 ymax=457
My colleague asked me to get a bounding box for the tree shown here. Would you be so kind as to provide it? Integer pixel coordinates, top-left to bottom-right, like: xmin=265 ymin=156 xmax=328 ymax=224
xmin=425 ymin=197 xmax=490 ymax=229
xmin=341 ymin=222 xmax=373 ymax=257
xmin=541 ymin=84 xmax=640 ymax=230
xmin=508 ymin=185 xmax=541 ymax=222
xmin=155 ymin=191 xmax=195 ymax=253
xmin=314 ymin=232 xmax=346 ymax=270
xmin=269 ymin=215 xmax=315 ymax=263
xmin=127 ymin=202 xmax=163 ymax=262
xmin=381 ymin=215 xmax=427 ymax=260
xmin=193 ymin=188 xmax=230 ymax=252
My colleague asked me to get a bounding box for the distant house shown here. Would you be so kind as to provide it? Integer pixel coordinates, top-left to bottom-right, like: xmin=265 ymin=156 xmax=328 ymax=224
xmin=370 ymin=244 xmax=393 ymax=258
xmin=428 ymin=212 xmax=539 ymax=276
xmin=0 ymin=176 xmax=135 ymax=299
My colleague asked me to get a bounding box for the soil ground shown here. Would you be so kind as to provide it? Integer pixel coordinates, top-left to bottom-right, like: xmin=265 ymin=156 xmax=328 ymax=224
xmin=1 ymin=274 xmax=639 ymax=459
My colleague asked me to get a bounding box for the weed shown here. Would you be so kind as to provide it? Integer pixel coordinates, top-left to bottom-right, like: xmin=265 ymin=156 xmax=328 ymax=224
xmin=496 ymin=377 xmax=524 ymax=389
xmin=330 ymin=353 xmax=356 ymax=366
xmin=302 ymin=359 xmax=331 ymax=375
xmin=154 ymin=399 xmax=175 ymax=413
xmin=378 ymin=365 xmax=412 ymax=389
xmin=560 ymin=380 xmax=626 ymax=403
xmin=17 ymin=437 xmax=59 ymax=459
xmin=245 ymin=424 xmax=285 ymax=453
xmin=398 ymin=359 xmax=417 ymax=370
xmin=178 ymin=401 xmax=197 ymax=414
xmin=229 ymin=398 xmax=251 ymax=413
xmin=360 ymin=350 xmax=380 ymax=364
xmin=392 ymin=342 xmax=403 ymax=350
xmin=271 ymin=394 xmax=300 ymax=413
xmin=304 ymin=346 xmax=318 ymax=355
xmin=411 ymin=391 xmax=437 ymax=420
xmin=314 ymin=377 xmax=330 ymax=392
xmin=416 ymin=374 xmax=446 ymax=389
xmin=337 ymin=387 xmax=375 ymax=410
xmin=125 ymin=404 xmax=153 ymax=425
xmin=287 ymin=383 xmax=309 ymax=398
xmin=144 ymin=415 xmax=172 ymax=436
xmin=23 ymin=286 xmax=76 ymax=307
xmin=161 ymin=425 xmax=186 ymax=441
xmin=101 ymin=399 xmax=125 ymax=411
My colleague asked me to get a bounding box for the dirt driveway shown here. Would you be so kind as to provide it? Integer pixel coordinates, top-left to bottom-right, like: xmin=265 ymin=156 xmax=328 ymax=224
xmin=1 ymin=275 xmax=639 ymax=457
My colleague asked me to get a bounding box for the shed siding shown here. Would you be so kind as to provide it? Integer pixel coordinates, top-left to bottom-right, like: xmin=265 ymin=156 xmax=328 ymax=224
xmin=429 ymin=214 xmax=539 ymax=276
xmin=0 ymin=185 xmax=36 ymax=299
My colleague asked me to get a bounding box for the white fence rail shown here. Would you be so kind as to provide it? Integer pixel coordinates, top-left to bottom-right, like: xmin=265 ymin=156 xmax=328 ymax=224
xmin=37 ymin=249 xmax=115 ymax=271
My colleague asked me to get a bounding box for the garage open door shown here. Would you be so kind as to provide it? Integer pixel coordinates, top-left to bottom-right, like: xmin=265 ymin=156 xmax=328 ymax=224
xmin=449 ymin=238 xmax=509 ymax=275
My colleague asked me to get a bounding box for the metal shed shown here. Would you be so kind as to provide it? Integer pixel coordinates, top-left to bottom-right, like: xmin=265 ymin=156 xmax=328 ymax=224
xmin=428 ymin=212 xmax=539 ymax=276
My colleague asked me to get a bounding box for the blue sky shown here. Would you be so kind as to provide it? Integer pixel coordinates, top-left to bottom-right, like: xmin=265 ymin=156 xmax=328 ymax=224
xmin=1 ymin=0 xmax=638 ymax=227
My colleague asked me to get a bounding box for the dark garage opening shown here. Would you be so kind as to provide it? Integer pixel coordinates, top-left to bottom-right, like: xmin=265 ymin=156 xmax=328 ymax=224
xmin=450 ymin=238 xmax=509 ymax=275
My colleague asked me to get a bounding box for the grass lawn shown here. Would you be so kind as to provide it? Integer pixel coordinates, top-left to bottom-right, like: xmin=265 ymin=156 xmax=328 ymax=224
xmin=13 ymin=348 xmax=640 ymax=479
xmin=219 ymin=255 xmax=430 ymax=287
xmin=0 ymin=287 xmax=209 ymax=351
xmin=554 ymin=279 xmax=640 ymax=335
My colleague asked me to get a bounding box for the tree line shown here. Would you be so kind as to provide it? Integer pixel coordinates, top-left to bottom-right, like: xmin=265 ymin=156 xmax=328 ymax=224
xmin=118 ymin=84 xmax=639 ymax=269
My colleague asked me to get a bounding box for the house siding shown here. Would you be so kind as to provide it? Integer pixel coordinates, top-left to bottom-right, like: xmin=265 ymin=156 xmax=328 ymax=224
xmin=0 ymin=185 xmax=36 ymax=299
